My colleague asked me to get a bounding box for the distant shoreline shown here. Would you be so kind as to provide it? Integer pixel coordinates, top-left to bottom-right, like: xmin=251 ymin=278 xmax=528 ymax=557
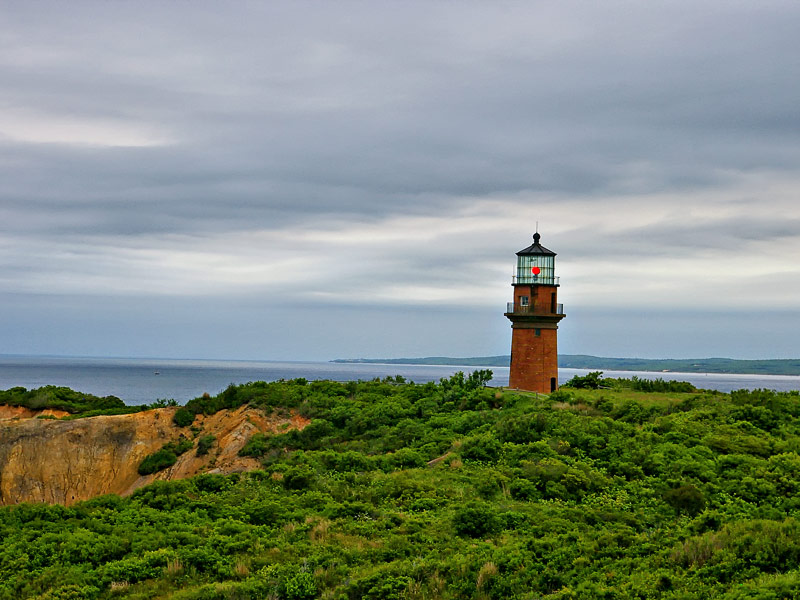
xmin=331 ymin=355 xmax=800 ymax=377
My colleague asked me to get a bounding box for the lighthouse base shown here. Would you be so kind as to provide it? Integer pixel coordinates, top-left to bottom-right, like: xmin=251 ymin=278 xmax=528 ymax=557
xmin=508 ymin=324 xmax=559 ymax=393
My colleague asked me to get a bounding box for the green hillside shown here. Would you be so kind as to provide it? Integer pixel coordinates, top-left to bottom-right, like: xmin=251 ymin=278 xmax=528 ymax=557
xmin=4 ymin=374 xmax=800 ymax=598
xmin=560 ymin=355 xmax=800 ymax=375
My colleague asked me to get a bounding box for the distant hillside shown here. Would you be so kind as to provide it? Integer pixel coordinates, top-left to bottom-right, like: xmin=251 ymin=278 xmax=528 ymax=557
xmin=332 ymin=356 xmax=511 ymax=367
xmin=332 ymin=355 xmax=800 ymax=376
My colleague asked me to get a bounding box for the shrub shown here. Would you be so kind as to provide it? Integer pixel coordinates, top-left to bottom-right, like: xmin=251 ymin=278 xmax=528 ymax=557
xmin=259 ymin=564 xmax=317 ymax=600
xmin=138 ymin=437 xmax=193 ymax=475
xmin=148 ymin=398 xmax=178 ymax=408
xmin=239 ymin=433 xmax=272 ymax=457
xmin=453 ymin=502 xmax=500 ymax=538
xmin=245 ymin=500 xmax=286 ymax=526
xmin=387 ymin=448 xmax=425 ymax=469
xmin=345 ymin=571 xmax=411 ymax=600
xmin=664 ymin=484 xmax=706 ymax=515
xmin=496 ymin=413 xmax=551 ymax=443
xmin=196 ymin=435 xmax=215 ymax=456
xmin=461 ymin=433 xmax=502 ymax=463
xmin=99 ymin=548 xmax=174 ymax=585
xmin=193 ymin=473 xmax=230 ymax=493
xmin=138 ymin=449 xmax=178 ymax=475
xmin=548 ymin=389 xmax=573 ymax=402
xmin=283 ymin=466 xmax=315 ymax=490
xmin=509 ymin=478 xmax=538 ymax=500
xmin=284 ymin=570 xmax=317 ymax=600
xmin=498 ymin=510 xmax=527 ymax=530
xmin=612 ymin=401 xmax=651 ymax=423
xmin=37 ymin=584 xmax=100 ymax=600
xmin=167 ymin=437 xmax=194 ymax=455
xmin=615 ymin=376 xmax=696 ymax=393
xmin=467 ymin=369 xmax=494 ymax=388
xmin=173 ymin=407 xmax=195 ymax=427
xmin=564 ymin=371 xmax=603 ymax=389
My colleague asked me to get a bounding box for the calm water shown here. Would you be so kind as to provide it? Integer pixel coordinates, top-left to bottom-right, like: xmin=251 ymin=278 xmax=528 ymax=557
xmin=0 ymin=355 xmax=798 ymax=405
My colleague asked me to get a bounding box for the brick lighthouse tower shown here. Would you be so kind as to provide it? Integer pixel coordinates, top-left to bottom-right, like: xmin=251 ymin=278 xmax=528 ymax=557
xmin=504 ymin=232 xmax=565 ymax=393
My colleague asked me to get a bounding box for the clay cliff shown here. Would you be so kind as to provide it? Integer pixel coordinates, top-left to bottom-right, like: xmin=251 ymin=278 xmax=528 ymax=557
xmin=0 ymin=405 xmax=308 ymax=506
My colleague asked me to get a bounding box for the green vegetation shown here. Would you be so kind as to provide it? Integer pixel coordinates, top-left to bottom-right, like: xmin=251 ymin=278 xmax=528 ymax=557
xmin=567 ymin=371 xmax=698 ymax=393
xmin=138 ymin=438 xmax=194 ymax=475
xmin=334 ymin=354 xmax=800 ymax=375
xmin=3 ymin=374 xmax=800 ymax=598
xmin=0 ymin=386 xmax=177 ymax=417
xmin=196 ymin=435 xmax=215 ymax=456
xmin=172 ymin=407 xmax=195 ymax=427
xmin=0 ymin=385 xmax=127 ymax=414
xmin=563 ymin=370 xmax=605 ymax=389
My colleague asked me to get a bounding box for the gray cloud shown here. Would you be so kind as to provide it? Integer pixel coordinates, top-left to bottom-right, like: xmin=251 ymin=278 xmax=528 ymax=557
xmin=2 ymin=1 xmax=800 ymax=359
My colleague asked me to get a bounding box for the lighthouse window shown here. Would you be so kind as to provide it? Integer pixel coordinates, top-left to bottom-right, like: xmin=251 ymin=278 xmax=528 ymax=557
xmin=535 ymin=328 xmax=541 ymax=336
xmin=520 ymin=296 xmax=529 ymax=306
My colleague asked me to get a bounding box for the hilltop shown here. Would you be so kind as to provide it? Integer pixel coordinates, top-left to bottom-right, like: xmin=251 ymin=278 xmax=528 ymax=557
xmin=3 ymin=374 xmax=800 ymax=598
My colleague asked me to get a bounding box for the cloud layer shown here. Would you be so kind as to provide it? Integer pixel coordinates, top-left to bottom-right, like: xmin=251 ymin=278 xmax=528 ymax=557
xmin=1 ymin=2 xmax=799 ymax=359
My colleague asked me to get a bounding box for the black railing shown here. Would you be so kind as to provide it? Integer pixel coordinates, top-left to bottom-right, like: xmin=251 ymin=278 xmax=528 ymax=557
xmin=513 ymin=275 xmax=560 ymax=285
xmin=506 ymin=302 xmax=564 ymax=315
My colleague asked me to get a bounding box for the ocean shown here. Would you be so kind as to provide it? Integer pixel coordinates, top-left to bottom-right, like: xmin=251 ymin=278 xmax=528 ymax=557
xmin=0 ymin=355 xmax=798 ymax=405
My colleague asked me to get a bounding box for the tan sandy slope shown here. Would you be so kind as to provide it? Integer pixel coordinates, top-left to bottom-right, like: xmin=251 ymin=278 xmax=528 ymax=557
xmin=0 ymin=405 xmax=309 ymax=506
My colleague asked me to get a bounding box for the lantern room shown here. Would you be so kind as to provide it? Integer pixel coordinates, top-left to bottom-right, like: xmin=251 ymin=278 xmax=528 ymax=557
xmin=514 ymin=232 xmax=558 ymax=286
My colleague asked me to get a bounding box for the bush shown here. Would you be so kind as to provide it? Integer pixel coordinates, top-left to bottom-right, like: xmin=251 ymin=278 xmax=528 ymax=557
xmin=173 ymin=407 xmax=195 ymax=427
xmin=193 ymin=473 xmax=230 ymax=493
xmin=453 ymin=502 xmax=500 ymax=538
xmin=245 ymin=500 xmax=286 ymax=526
xmin=510 ymin=478 xmax=538 ymax=500
xmin=297 ymin=419 xmax=334 ymax=447
xmin=167 ymin=437 xmax=194 ymax=455
xmin=259 ymin=564 xmax=318 ymax=600
xmin=548 ymin=389 xmax=573 ymax=403
xmin=99 ymin=548 xmax=174 ymax=585
xmin=439 ymin=369 xmax=493 ymax=392
xmin=37 ymin=584 xmax=100 ymax=600
xmin=284 ymin=570 xmax=317 ymax=600
xmin=387 ymin=448 xmax=425 ymax=469
xmin=138 ymin=437 xmax=193 ymax=475
xmin=664 ymin=484 xmax=706 ymax=515
xmin=148 ymin=398 xmax=178 ymax=408
xmin=196 ymin=435 xmax=215 ymax=456
xmin=283 ymin=466 xmax=315 ymax=490
xmin=564 ymin=371 xmax=604 ymax=389
xmin=345 ymin=571 xmax=411 ymax=600
xmin=138 ymin=449 xmax=178 ymax=475
xmin=608 ymin=376 xmax=696 ymax=393
xmin=461 ymin=433 xmax=502 ymax=463
xmin=239 ymin=433 xmax=272 ymax=457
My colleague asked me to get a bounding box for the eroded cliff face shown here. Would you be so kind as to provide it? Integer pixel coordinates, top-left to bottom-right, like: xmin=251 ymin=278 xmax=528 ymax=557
xmin=0 ymin=405 xmax=308 ymax=506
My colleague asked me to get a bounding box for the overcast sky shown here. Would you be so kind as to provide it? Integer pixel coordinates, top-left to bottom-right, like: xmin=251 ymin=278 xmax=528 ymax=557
xmin=1 ymin=1 xmax=799 ymax=361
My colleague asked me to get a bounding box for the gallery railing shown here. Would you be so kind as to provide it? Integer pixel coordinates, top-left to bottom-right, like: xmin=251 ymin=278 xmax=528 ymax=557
xmin=506 ymin=302 xmax=564 ymax=315
xmin=512 ymin=275 xmax=560 ymax=285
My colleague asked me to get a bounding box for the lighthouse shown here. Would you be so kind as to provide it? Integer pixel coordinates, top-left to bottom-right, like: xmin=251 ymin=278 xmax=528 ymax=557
xmin=504 ymin=232 xmax=565 ymax=393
